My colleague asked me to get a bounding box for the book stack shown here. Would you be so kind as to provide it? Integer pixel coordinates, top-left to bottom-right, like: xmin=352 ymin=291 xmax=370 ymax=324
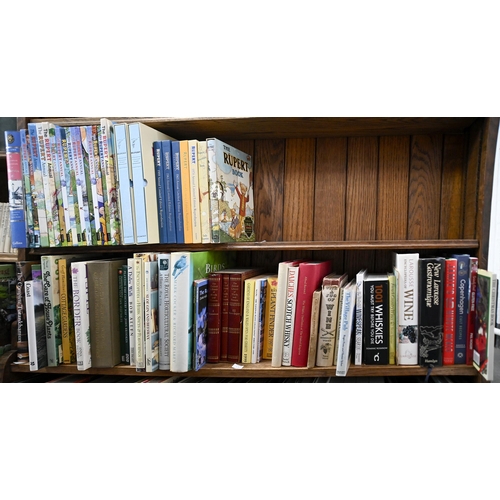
xmin=4 ymin=123 xmax=255 ymax=248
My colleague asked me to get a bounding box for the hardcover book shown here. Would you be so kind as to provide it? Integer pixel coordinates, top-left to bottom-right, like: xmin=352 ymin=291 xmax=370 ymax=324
xmin=160 ymin=140 xmax=177 ymax=243
xmin=188 ymin=139 xmax=202 ymax=244
xmin=178 ymin=140 xmax=193 ymax=243
xmin=170 ymin=140 xmax=184 ymax=244
xmin=418 ymin=257 xmax=445 ymax=367
xmin=316 ymin=272 xmax=348 ymax=367
xmin=197 ymin=141 xmax=212 ymax=244
xmin=392 ymin=252 xmax=419 ymax=365
xmin=473 ymin=269 xmax=497 ymax=381
xmin=443 ymin=258 xmax=457 ymax=365
xmin=118 ymin=265 xmax=130 ymax=365
xmin=307 ymin=287 xmax=322 ymax=368
xmin=262 ymin=275 xmax=278 ymax=360
xmin=241 ymin=277 xmax=256 ymax=363
xmin=252 ymin=276 xmax=268 ymax=364
xmin=282 ymin=265 xmax=300 ymax=367
xmin=158 ymin=253 xmax=171 ymax=370
xmin=207 ymin=271 xmax=223 ymax=363
xmin=451 ymin=254 xmax=470 ymax=364
xmin=363 ymin=274 xmax=390 ymax=365
xmin=388 ymin=271 xmax=396 ymax=365
xmin=193 ymin=278 xmax=209 ymax=371
xmin=144 ymin=259 xmax=159 ymax=372
xmin=20 ymin=128 xmax=38 ymax=247
xmin=206 ymin=138 xmax=255 ymax=243
xmin=15 ymin=261 xmax=37 ymax=364
xmin=335 ymin=279 xmax=357 ymax=376
xmin=87 ymin=259 xmax=128 ymax=368
xmin=126 ymin=258 xmax=136 ymax=366
xmin=49 ymin=124 xmax=67 ymax=247
xmin=71 ymin=261 xmax=92 ymax=370
xmin=25 ymin=277 xmax=47 ymax=371
xmin=58 ymin=257 xmax=78 ymax=364
xmin=466 ymin=256 xmax=478 ymax=365
xmin=80 ymin=126 xmax=97 ymax=244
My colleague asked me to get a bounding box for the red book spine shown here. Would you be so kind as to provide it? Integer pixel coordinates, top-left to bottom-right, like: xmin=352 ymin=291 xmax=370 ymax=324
xmin=206 ymin=273 xmax=222 ymax=363
xmin=466 ymin=257 xmax=478 ymax=365
xmin=291 ymin=261 xmax=333 ymax=367
xmin=227 ymin=274 xmax=244 ymax=362
xmin=220 ymin=274 xmax=231 ymax=362
xmin=443 ymin=258 xmax=457 ymax=365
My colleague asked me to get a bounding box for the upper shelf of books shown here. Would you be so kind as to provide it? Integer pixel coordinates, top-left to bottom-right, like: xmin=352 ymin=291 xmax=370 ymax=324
xmin=27 ymin=117 xmax=479 ymax=140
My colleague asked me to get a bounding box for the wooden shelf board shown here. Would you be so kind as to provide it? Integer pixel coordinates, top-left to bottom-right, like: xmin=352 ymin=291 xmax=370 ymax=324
xmin=10 ymin=359 xmax=479 ymax=378
xmin=25 ymin=239 xmax=479 ymax=256
xmin=0 ymin=252 xmax=18 ymax=262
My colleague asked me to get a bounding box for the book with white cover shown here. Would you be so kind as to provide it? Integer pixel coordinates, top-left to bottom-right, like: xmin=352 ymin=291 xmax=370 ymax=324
xmin=25 ymin=279 xmax=47 ymax=371
xmin=336 ymin=279 xmax=357 ymax=376
xmin=128 ymin=123 xmax=176 ymax=244
xmin=354 ymin=269 xmax=367 ymax=365
xmin=157 ymin=253 xmax=171 ymax=370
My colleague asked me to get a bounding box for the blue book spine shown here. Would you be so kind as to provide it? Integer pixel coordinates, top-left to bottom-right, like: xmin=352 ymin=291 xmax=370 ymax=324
xmin=153 ymin=140 xmax=167 ymax=243
xmin=114 ymin=124 xmax=136 ymax=244
xmin=171 ymin=141 xmax=184 ymax=244
xmin=452 ymin=253 xmax=470 ymax=364
xmin=20 ymin=129 xmax=35 ymax=247
xmin=128 ymin=123 xmax=148 ymax=243
xmin=4 ymin=130 xmax=28 ymax=248
xmin=161 ymin=140 xmax=177 ymax=243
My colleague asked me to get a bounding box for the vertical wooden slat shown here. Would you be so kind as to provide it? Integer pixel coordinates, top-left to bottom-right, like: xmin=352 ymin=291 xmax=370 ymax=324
xmin=283 ymin=138 xmax=316 ymax=261
xmin=344 ymin=137 xmax=378 ymax=275
xmin=463 ymin=119 xmax=482 ymax=239
xmin=313 ymin=137 xmax=347 ymax=270
xmin=251 ymin=139 xmax=285 ymax=269
xmin=440 ymin=134 xmax=466 ymax=239
xmin=407 ymin=134 xmax=443 ymax=239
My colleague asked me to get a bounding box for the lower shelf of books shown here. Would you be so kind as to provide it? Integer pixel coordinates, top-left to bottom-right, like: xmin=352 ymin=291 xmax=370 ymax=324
xmin=7 ymin=357 xmax=479 ymax=379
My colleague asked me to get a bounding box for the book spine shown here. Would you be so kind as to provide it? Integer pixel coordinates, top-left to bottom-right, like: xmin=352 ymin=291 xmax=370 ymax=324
xmin=58 ymin=258 xmax=75 ymax=364
xmin=54 ymin=127 xmax=73 ymax=246
xmin=144 ymin=261 xmax=159 ymax=372
xmin=154 ymin=140 xmax=167 ymax=243
xmin=263 ymin=276 xmax=278 ymax=359
xmin=206 ymin=139 xmax=219 ymax=243
xmin=118 ymin=267 xmax=127 ymax=364
xmin=171 ymin=141 xmax=184 ymax=243
xmin=443 ymin=258 xmax=457 ymax=365
xmin=24 ymin=129 xmax=41 ymax=247
xmin=393 ymin=253 xmax=419 ymax=365
xmin=133 ymin=257 xmax=145 ymax=371
xmin=207 ymin=272 xmax=222 ymax=363
xmin=316 ymin=282 xmax=341 ymax=367
xmin=388 ymin=272 xmax=396 ymax=365
xmin=127 ymin=258 xmax=136 ymax=366
xmin=71 ymin=262 xmax=91 ymax=370
xmin=20 ymin=129 xmax=37 ymax=247
xmin=452 ymin=254 xmax=470 ymax=364
xmin=336 ymin=284 xmax=356 ymax=376
xmin=4 ymin=130 xmax=28 ymax=248
xmin=307 ymin=288 xmax=321 ymax=368
xmin=97 ymin=125 xmax=112 ymax=243
xmin=193 ymin=279 xmax=209 ymax=371
xmin=80 ymin=126 xmax=97 ymax=245
xmin=255 ymin=279 xmax=267 ymax=363
xmin=466 ymin=256 xmax=478 ymax=365
xmin=161 ymin=141 xmax=177 ymax=243
xmin=354 ymin=269 xmax=367 ymax=365
xmin=41 ymin=256 xmax=61 ymax=366
xmin=418 ymin=258 xmax=444 ymax=367
xmin=90 ymin=125 xmax=107 ymax=244
xmin=241 ymin=278 xmax=255 ymax=363
xmin=220 ymin=273 xmax=231 ymax=362
xmin=197 ymin=141 xmax=212 ymax=244
xmin=129 ymin=123 xmax=148 ymax=243
xmin=282 ymin=266 xmax=299 ymax=366
xmin=271 ymin=262 xmax=289 ymax=367
xmin=49 ymin=124 xmax=67 ymax=246
xmin=158 ymin=254 xmax=171 ymax=370
xmin=228 ymin=274 xmax=245 ymax=363
xmin=15 ymin=262 xmax=31 ymax=363
xmin=27 ymin=123 xmax=49 ymax=247
xmin=100 ymin=118 xmax=121 ymax=245
xmin=363 ymin=278 xmax=390 ymax=365
xmin=179 ymin=140 xmax=193 ymax=243
xmin=188 ymin=140 xmax=201 ymax=243
xmin=25 ymin=280 xmax=44 ymax=371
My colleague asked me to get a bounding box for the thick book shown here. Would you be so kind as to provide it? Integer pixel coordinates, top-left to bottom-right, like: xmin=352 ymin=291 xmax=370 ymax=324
xmin=392 ymin=252 xmax=419 ymax=365
xmin=157 ymin=253 xmax=171 ymax=370
xmin=170 ymin=251 xmax=235 ymax=372
xmin=87 ymin=259 xmax=128 ymax=368
xmin=25 ymin=278 xmax=47 ymax=371
xmin=114 ymin=123 xmax=136 ymax=244
xmin=443 ymin=258 xmax=458 ymax=365
xmin=271 ymin=260 xmax=302 ymax=367
xmin=282 ymin=265 xmax=300 ymax=367
xmin=128 ymin=123 xmax=176 ymax=244
xmin=126 ymin=258 xmax=136 ymax=366
xmin=206 ymin=138 xmax=255 ymax=243
xmin=473 ymin=268 xmax=497 ymax=381
xmin=307 ymin=288 xmax=322 ymax=368
xmin=71 ymin=261 xmax=92 ymax=370
xmin=262 ymin=275 xmax=278 ymax=360
xmin=291 ymin=260 xmax=333 ymax=367
xmin=4 ymin=130 xmax=28 ymax=248
xmin=418 ymin=257 xmax=445 ymax=367
xmin=335 ymin=279 xmax=357 ymax=376
xmin=363 ymin=274 xmax=390 ymax=365
xmin=316 ymin=272 xmax=348 ymax=367
xmin=451 ymin=254 xmax=470 ymax=364
xmin=144 ymin=260 xmax=159 ymax=372
xmin=207 ymin=271 xmax=223 ymax=363
xmin=193 ymin=278 xmax=209 ymax=371
xmin=354 ymin=268 xmax=367 ymax=365
xmin=466 ymin=256 xmax=478 ymax=365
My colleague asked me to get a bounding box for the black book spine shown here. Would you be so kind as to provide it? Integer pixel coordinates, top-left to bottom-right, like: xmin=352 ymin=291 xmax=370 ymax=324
xmin=418 ymin=258 xmax=445 ymax=367
xmin=363 ymin=277 xmax=389 ymax=364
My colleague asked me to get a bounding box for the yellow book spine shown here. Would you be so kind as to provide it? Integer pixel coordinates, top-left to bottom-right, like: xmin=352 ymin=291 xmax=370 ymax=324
xmin=262 ymin=275 xmax=278 ymax=359
xmin=179 ymin=140 xmax=193 ymax=243
xmin=59 ymin=258 xmax=76 ymax=363
xmin=241 ymin=279 xmax=255 ymax=363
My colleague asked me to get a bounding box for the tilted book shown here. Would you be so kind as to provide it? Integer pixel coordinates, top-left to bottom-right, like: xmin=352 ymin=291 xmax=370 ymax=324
xmin=336 ymin=279 xmax=357 ymax=376
xmin=363 ymin=274 xmax=390 ymax=365
xmin=418 ymin=257 xmax=445 ymax=367
xmin=206 ymin=138 xmax=255 ymax=243
xmin=316 ymin=272 xmax=348 ymax=367
xmin=392 ymin=252 xmax=419 ymax=365
xmin=451 ymin=254 xmax=470 ymax=364
xmin=473 ymin=269 xmax=497 ymax=381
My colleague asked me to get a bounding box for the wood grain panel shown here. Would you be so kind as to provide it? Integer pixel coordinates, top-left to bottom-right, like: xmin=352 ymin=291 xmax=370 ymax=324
xmin=345 ymin=137 xmax=378 ymax=274
xmin=440 ymin=134 xmax=466 ymax=239
xmin=463 ymin=119 xmax=482 ymax=239
xmin=407 ymin=134 xmax=444 ymax=239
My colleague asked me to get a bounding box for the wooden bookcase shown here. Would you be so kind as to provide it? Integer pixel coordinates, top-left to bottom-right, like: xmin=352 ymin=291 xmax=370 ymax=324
xmin=1 ymin=116 xmax=498 ymax=382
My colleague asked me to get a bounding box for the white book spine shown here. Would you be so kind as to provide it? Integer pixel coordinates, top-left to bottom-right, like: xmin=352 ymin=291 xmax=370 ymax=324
xmin=354 ymin=269 xmax=367 ymax=365
xmin=158 ymin=253 xmax=171 ymax=370
xmin=25 ymin=280 xmax=38 ymax=371
xmin=71 ymin=262 xmax=91 ymax=370
xmin=188 ymin=140 xmax=201 ymax=243
xmin=336 ymin=283 xmax=356 ymax=376
xmin=271 ymin=262 xmax=291 ymax=367
xmin=282 ymin=266 xmax=300 ymax=367
xmin=127 ymin=258 xmax=135 ymax=366
xmin=133 ymin=257 xmax=145 ymax=371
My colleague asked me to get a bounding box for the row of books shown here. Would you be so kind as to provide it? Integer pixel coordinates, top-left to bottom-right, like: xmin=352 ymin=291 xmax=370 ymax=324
xmin=3 ymin=121 xmax=255 ymax=248
xmin=0 ymin=202 xmax=16 ymax=254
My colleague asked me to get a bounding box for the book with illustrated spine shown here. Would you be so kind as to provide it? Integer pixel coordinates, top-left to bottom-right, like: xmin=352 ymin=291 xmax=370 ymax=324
xmin=193 ymin=278 xmax=209 ymax=371
xmin=354 ymin=269 xmax=367 ymax=365
xmin=23 ymin=128 xmax=40 ymax=247
xmin=262 ymin=274 xmax=278 ymax=360
xmin=197 ymin=141 xmax=211 ymax=244
xmin=157 ymin=253 xmax=171 ymax=370
xmin=335 ymin=279 xmax=357 ymax=376
xmin=80 ymin=126 xmax=97 ymax=245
